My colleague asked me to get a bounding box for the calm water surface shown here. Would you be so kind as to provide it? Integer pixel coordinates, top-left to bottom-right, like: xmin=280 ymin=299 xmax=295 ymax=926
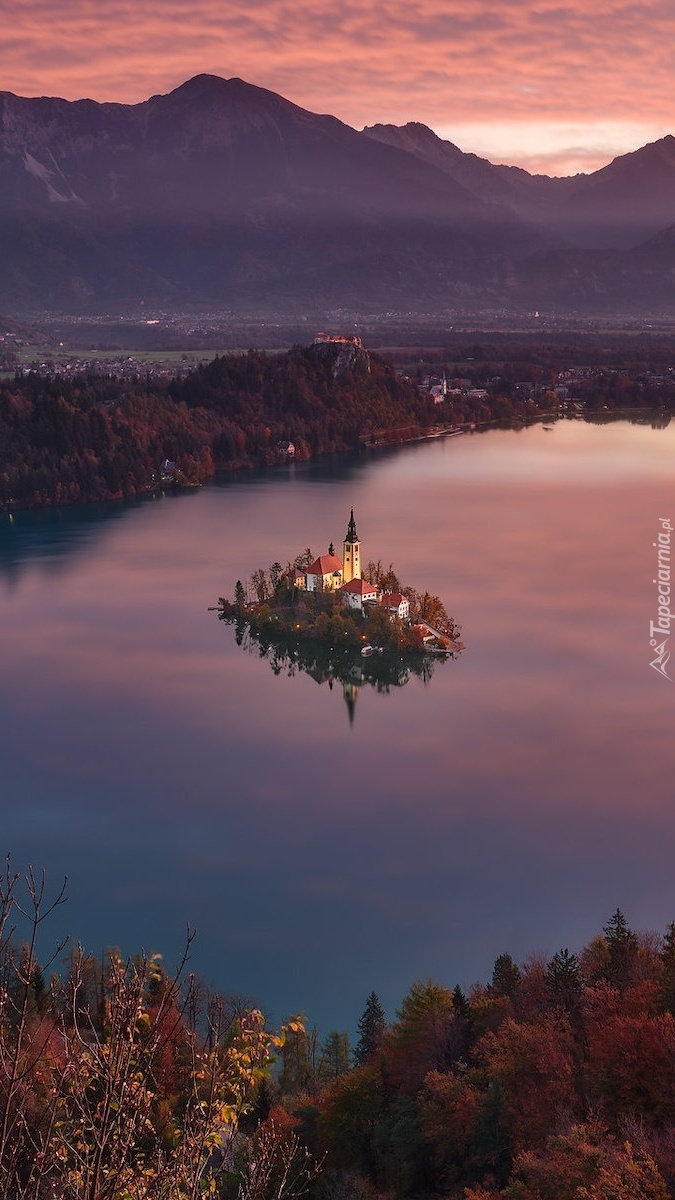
xmin=1 ymin=419 xmax=674 ymax=1032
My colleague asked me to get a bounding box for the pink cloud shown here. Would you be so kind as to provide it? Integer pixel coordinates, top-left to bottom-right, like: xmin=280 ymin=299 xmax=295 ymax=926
xmin=3 ymin=0 xmax=675 ymax=172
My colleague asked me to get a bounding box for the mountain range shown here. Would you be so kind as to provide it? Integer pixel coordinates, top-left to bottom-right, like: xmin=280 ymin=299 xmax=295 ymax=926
xmin=1 ymin=73 xmax=675 ymax=315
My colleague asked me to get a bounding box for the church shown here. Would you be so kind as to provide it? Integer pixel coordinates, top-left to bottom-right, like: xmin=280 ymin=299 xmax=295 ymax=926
xmin=300 ymin=510 xmax=410 ymax=619
xmin=303 ymin=509 xmax=363 ymax=592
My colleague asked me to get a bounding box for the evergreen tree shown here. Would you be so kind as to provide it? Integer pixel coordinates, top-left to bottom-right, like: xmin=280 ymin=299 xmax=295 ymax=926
xmin=318 ymin=1030 xmax=351 ymax=1082
xmin=603 ymin=908 xmax=638 ymax=991
xmin=491 ymin=953 xmax=521 ymax=999
xmin=659 ymin=922 xmax=675 ymax=1014
xmin=545 ymin=948 xmax=583 ymax=1013
xmin=353 ymin=991 xmax=386 ymax=1067
xmin=451 ymin=984 xmax=470 ymax=1019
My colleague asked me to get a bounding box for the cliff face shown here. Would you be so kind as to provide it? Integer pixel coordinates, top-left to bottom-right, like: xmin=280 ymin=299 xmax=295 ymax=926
xmin=311 ymin=336 xmax=371 ymax=377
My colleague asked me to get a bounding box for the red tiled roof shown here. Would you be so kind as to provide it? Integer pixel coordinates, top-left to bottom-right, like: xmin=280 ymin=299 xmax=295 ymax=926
xmin=307 ymin=554 xmax=343 ymax=576
xmin=381 ymin=592 xmax=406 ymax=607
xmin=337 ymin=577 xmax=378 ymax=595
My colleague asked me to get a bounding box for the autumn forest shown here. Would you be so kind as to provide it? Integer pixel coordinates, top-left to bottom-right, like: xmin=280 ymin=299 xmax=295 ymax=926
xmin=3 ymin=862 xmax=675 ymax=1200
xmin=0 ymin=342 xmax=440 ymax=509
xmin=2 ymin=333 xmax=675 ymax=512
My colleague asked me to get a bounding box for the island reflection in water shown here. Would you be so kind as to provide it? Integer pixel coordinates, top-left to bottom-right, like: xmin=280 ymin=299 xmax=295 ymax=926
xmin=219 ymin=612 xmax=456 ymax=725
xmin=2 ymin=417 xmax=675 ymax=1033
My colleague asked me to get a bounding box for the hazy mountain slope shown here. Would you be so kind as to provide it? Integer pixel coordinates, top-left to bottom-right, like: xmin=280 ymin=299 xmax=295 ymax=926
xmin=1 ymin=74 xmax=674 ymax=314
xmin=0 ymin=75 xmax=559 ymax=312
xmin=363 ymin=122 xmax=675 ymax=251
xmin=363 ymin=121 xmax=577 ymax=217
xmin=0 ymin=74 xmax=532 ymax=224
xmin=552 ymin=136 xmax=675 ymax=247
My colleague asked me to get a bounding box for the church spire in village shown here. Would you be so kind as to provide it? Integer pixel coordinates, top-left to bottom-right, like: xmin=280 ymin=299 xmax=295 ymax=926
xmin=342 ymin=508 xmax=361 ymax=583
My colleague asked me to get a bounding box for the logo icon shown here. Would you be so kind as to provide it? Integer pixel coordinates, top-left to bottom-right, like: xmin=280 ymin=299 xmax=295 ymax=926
xmin=649 ymin=637 xmax=671 ymax=680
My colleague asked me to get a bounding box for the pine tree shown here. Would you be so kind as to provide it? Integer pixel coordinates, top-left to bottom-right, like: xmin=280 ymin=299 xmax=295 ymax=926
xmin=603 ymin=908 xmax=638 ymax=991
xmin=353 ymin=991 xmax=386 ymax=1067
xmin=451 ymin=984 xmax=470 ymax=1020
xmin=659 ymin=922 xmax=675 ymax=1014
xmin=318 ymin=1030 xmax=351 ymax=1082
xmin=545 ymin=948 xmax=582 ymax=1013
xmin=491 ymin=953 xmax=521 ymax=999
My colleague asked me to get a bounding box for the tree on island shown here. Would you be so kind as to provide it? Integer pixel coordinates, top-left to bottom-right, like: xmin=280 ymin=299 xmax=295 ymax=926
xmin=364 ymin=561 xmax=402 ymax=592
xmin=235 ymin=579 xmax=247 ymax=609
xmin=227 ymin=548 xmax=461 ymax=656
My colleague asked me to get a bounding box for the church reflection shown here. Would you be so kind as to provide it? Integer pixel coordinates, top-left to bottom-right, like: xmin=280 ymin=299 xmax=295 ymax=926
xmin=226 ymin=616 xmax=446 ymax=725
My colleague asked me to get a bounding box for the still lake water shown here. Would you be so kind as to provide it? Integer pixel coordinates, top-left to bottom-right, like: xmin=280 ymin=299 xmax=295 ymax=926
xmin=1 ymin=418 xmax=674 ymax=1034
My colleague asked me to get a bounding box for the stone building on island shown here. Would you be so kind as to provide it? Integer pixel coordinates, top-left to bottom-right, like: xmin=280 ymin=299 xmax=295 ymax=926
xmin=298 ymin=509 xmax=380 ymax=613
xmin=305 ymin=546 xmax=344 ymax=592
xmin=338 ymin=576 xmax=379 ymax=611
xmin=294 ymin=509 xmax=456 ymax=649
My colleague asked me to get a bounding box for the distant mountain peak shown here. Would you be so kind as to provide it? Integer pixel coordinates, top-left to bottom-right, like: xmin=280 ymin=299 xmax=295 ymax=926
xmin=603 ymin=132 xmax=675 ymax=172
xmin=640 ymin=133 xmax=675 ymax=164
xmin=368 ymin=120 xmax=440 ymax=138
xmin=169 ymin=73 xmax=244 ymax=94
xmin=1 ymin=75 xmax=674 ymax=315
xmin=161 ymin=73 xmax=257 ymax=103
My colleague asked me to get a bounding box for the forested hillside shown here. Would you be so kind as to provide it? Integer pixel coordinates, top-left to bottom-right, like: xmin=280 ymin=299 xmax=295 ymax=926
xmin=314 ymin=909 xmax=675 ymax=1200
xmin=0 ymin=343 xmax=437 ymax=509
xmin=4 ymin=888 xmax=675 ymax=1199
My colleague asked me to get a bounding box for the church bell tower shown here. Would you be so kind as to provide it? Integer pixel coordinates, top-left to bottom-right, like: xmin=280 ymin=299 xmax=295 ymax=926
xmin=342 ymin=508 xmax=360 ymax=583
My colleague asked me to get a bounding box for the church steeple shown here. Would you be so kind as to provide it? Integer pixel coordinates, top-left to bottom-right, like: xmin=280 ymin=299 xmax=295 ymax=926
xmin=342 ymin=508 xmax=361 ymax=583
xmin=345 ymin=508 xmax=358 ymax=544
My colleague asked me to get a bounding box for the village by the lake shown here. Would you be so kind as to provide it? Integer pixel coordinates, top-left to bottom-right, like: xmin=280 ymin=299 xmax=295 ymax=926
xmin=217 ymin=509 xmax=463 ymax=720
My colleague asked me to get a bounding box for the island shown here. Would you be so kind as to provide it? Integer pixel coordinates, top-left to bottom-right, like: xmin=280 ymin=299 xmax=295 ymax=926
xmin=218 ymin=508 xmax=462 ymax=653
xmin=216 ymin=509 xmax=463 ymax=721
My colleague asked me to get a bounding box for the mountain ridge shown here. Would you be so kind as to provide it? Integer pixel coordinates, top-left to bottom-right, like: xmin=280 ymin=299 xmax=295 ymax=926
xmin=1 ymin=74 xmax=675 ymax=315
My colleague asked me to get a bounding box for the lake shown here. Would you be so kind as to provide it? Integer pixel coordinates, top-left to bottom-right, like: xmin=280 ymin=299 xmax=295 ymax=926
xmin=1 ymin=416 xmax=674 ymax=1036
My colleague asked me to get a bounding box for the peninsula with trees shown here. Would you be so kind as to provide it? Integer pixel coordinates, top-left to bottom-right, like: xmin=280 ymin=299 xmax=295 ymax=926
xmin=3 ymin=325 xmax=674 ymax=514
xmin=0 ymin=338 xmax=442 ymax=510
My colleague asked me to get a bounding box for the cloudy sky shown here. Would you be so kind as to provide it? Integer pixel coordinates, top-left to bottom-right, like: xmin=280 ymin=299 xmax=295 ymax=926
xmin=4 ymin=0 xmax=675 ymax=175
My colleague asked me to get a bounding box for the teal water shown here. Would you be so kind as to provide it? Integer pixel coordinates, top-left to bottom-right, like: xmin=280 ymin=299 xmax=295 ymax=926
xmin=1 ymin=419 xmax=674 ymax=1032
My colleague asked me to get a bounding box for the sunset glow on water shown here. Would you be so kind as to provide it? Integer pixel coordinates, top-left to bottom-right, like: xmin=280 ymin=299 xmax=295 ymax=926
xmin=1 ymin=419 xmax=674 ymax=1030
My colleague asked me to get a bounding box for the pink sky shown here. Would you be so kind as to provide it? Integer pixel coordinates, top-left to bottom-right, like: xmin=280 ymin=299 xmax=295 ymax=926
xmin=5 ymin=0 xmax=675 ymax=175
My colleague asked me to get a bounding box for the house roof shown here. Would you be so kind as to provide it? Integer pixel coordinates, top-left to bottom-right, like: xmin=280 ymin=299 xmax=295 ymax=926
xmin=337 ymin=577 xmax=378 ymax=596
xmin=307 ymin=554 xmax=343 ymax=577
xmin=381 ymin=592 xmax=406 ymax=607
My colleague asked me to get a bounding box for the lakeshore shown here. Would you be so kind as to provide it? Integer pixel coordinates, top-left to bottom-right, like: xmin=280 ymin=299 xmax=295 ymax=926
xmin=1 ymin=417 xmax=674 ymax=1032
